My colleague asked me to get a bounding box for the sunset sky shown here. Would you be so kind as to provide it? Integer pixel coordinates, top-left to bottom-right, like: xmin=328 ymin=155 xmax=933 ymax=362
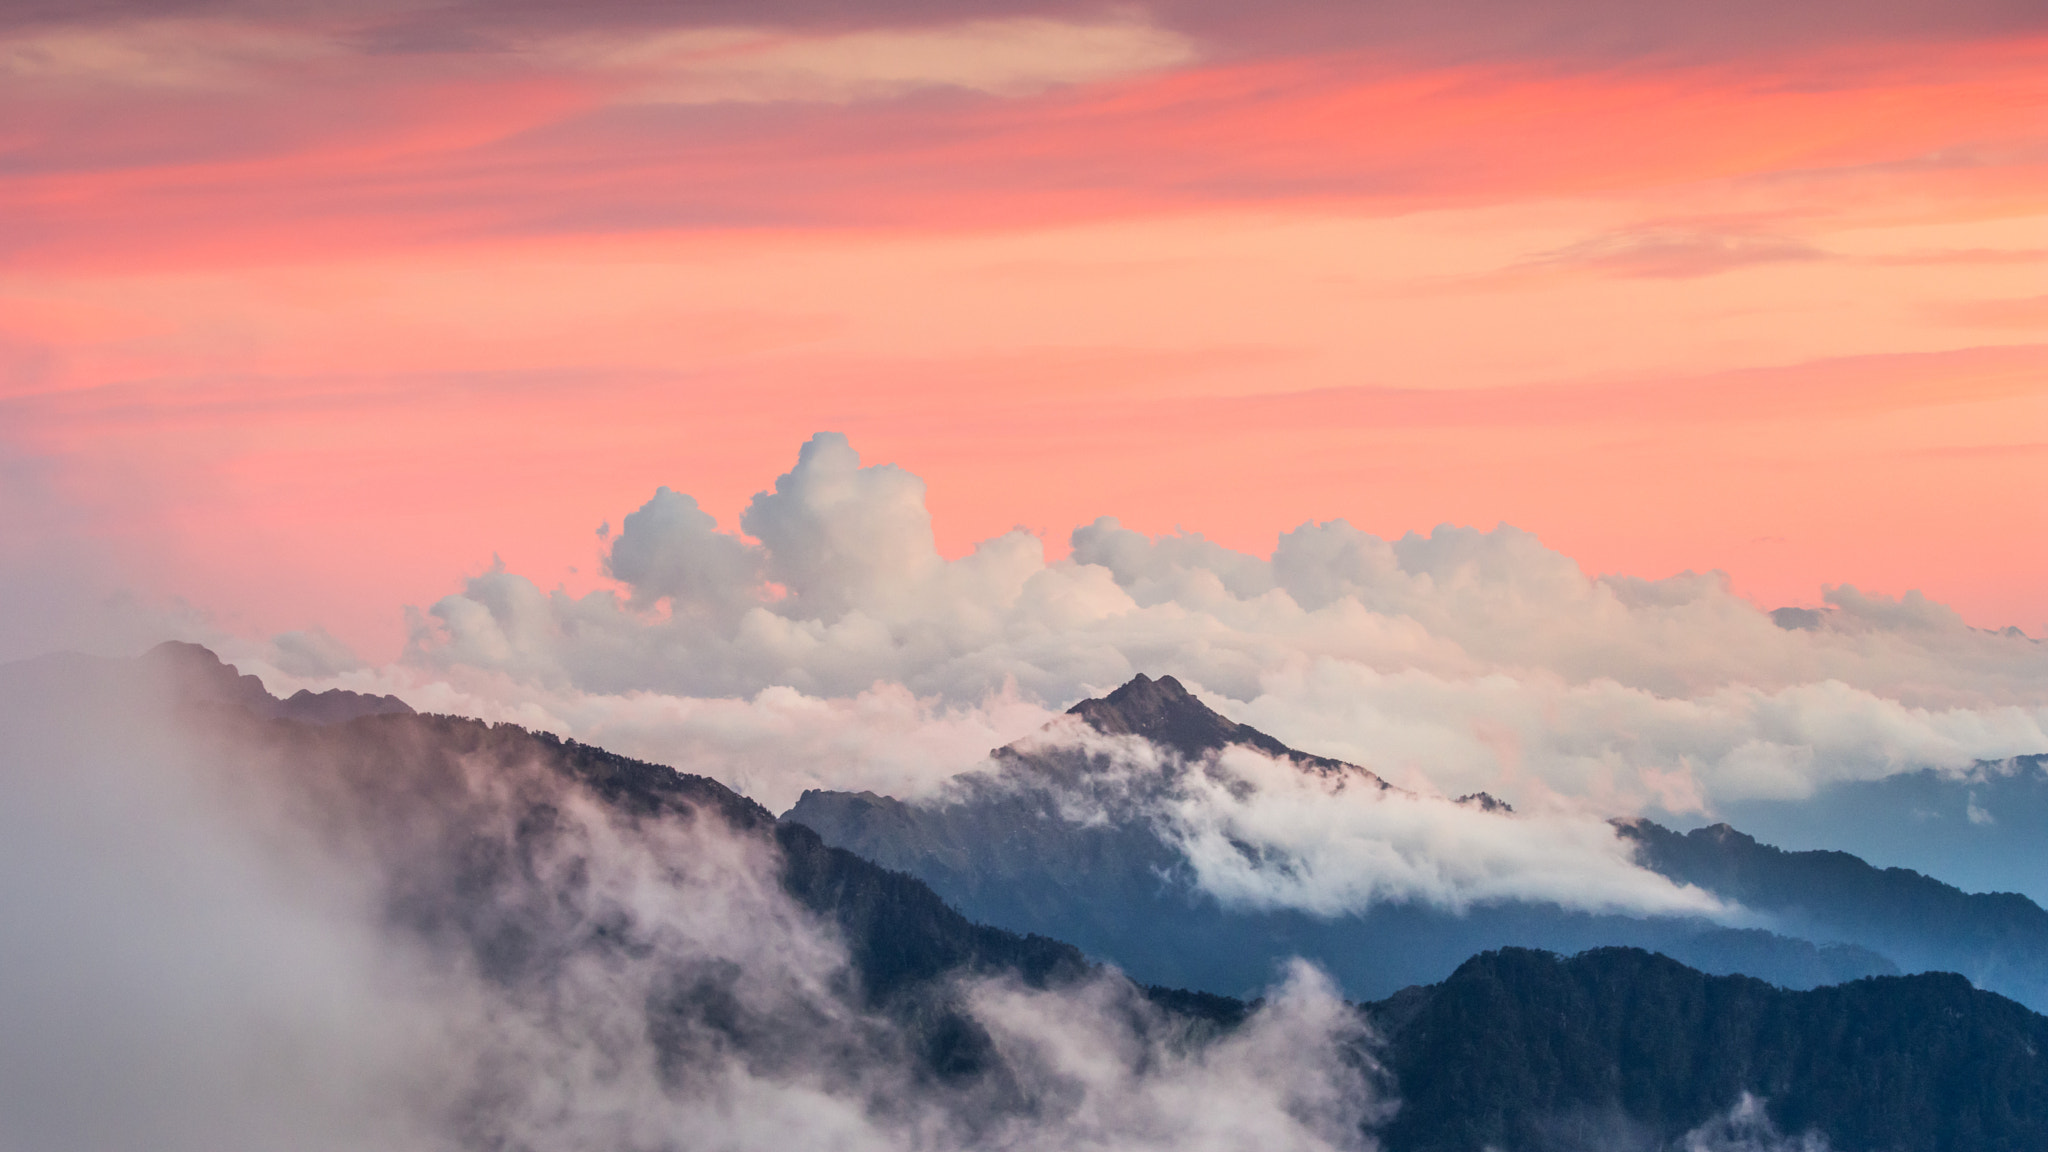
xmin=6 ymin=0 xmax=2048 ymax=662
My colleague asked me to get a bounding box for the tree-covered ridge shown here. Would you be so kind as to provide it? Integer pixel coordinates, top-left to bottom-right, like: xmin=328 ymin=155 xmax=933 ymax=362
xmin=226 ymin=705 xmax=1095 ymax=1013
xmin=1372 ymin=947 xmax=2048 ymax=1152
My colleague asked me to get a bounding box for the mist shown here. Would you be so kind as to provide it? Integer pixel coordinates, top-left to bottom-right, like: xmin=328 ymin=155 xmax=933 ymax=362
xmin=0 ymin=652 xmax=1385 ymax=1152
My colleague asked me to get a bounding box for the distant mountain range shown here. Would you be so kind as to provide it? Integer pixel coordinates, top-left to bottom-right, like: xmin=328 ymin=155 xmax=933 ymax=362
xmin=1718 ymin=755 xmax=2048 ymax=906
xmin=787 ymin=673 xmax=2048 ymax=1011
xmin=17 ymin=646 xmax=2048 ymax=1150
xmin=1618 ymin=818 xmax=2048 ymax=1010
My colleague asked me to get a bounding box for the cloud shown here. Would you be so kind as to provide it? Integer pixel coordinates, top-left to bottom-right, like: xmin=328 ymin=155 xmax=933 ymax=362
xmin=0 ymin=19 xmax=338 ymax=89
xmin=386 ymin=433 xmax=2048 ymax=820
xmin=0 ymin=652 xmax=1384 ymax=1152
xmin=14 ymin=0 xmax=2048 ymax=69
xmin=604 ymin=485 xmax=762 ymax=614
xmin=958 ymin=724 xmax=1735 ymax=919
xmin=0 ymin=11 xmax=1194 ymax=102
xmin=561 ymin=18 xmax=1198 ymax=104
xmin=1523 ymin=226 xmax=1827 ymax=280
xmin=268 ymin=627 xmax=366 ymax=677
xmin=964 ymin=959 xmax=1387 ymax=1151
xmin=1679 ymin=1093 xmax=1830 ymax=1152
xmin=271 ymin=665 xmax=1058 ymax=813
xmin=1165 ymin=744 xmax=1729 ymax=917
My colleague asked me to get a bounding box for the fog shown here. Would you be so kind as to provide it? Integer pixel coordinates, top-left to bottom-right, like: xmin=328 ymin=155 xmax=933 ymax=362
xmin=0 ymin=654 xmax=1384 ymax=1152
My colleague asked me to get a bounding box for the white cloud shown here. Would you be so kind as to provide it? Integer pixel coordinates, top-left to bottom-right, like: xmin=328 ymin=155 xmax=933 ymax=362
xmin=1164 ymin=744 xmax=1728 ymax=917
xmin=912 ymin=723 xmax=1732 ymax=919
xmin=966 ymin=960 xmax=1386 ymax=1152
xmin=263 ymin=661 xmax=1058 ymax=813
xmin=382 ymin=432 xmax=2048 ymax=822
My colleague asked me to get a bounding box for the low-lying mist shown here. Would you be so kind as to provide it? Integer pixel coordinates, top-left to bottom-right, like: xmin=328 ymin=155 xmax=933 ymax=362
xmin=0 ymin=655 xmax=1385 ymax=1152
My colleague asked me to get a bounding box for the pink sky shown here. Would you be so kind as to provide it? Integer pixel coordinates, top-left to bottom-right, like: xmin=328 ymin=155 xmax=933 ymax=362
xmin=4 ymin=2 xmax=2047 ymax=659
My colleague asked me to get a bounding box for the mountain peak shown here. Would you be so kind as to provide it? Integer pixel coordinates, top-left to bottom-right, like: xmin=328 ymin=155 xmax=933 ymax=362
xmin=1064 ymin=673 xmax=1294 ymax=761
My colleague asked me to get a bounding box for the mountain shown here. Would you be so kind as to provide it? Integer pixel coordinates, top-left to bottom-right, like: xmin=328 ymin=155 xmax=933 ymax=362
xmin=785 ymin=673 xmax=1903 ymax=1001
xmin=1064 ymin=673 xmax=1378 ymax=776
xmin=1369 ymin=947 xmax=2048 ymax=1152
xmin=11 ymin=645 xmax=1112 ymax=1088
xmin=176 ymin=657 xmax=1097 ymax=1044
xmin=143 ymin=640 xmax=415 ymax=723
xmin=1618 ymin=817 xmax=2048 ymax=1011
xmin=25 ymin=647 xmax=2048 ymax=1150
xmin=1716 ymin=755 xmax=2048 ymax=907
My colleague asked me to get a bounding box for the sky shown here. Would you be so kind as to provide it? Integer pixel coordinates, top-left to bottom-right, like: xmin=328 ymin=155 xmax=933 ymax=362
xmin=8 ymin=8 xmax=2048 ymax=1140
xmin=5 ymin=0 xmax=2048 ymax=663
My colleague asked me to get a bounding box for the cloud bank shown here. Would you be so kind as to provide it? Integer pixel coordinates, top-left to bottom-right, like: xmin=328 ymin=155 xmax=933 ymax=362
xmin=339 ymin=432 xmax=2048 ymax=820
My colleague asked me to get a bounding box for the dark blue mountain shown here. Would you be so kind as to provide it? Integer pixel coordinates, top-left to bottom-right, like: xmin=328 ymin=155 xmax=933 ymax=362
xmin=784 ymin=674 xmax=1908 ymax=1001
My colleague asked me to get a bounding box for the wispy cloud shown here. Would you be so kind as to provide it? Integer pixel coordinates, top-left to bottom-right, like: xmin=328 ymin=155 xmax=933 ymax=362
xmin=0 ymin=19 xmax=340 ymax=89
xmin=1522 ymin=225 xmax=1827 ymax=279
xmin=558 ymin=18 xmax=1198 ymax=104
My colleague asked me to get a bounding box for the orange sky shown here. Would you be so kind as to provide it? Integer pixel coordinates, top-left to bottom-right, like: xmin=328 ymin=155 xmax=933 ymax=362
xmin=4 ymin=4 xmax=2047 ymax=658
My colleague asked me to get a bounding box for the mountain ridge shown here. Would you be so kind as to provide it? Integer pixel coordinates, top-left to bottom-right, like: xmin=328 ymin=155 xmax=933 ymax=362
xmin=32 ymin=646 xmax=2048 ymax=1151
xmin=1369 ymin=946 xmax=2048 ymax=1152
xmin=786 ymin=672 xmax=2048 ymax=1007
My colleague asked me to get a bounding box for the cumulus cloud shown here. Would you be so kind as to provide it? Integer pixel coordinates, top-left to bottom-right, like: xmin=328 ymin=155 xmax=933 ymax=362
xmin=604 ymin=485 xmax=762 ymax=615
xmin=386 ymin=432 xmax=2048 ymax=820
xmin=0 ymin=655 xmax=1383 ymax=1152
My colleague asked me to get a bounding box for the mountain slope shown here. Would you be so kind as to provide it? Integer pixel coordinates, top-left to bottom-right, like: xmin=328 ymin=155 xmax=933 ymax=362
xmin=80 ymin=646 xmax=1112 ymax=1086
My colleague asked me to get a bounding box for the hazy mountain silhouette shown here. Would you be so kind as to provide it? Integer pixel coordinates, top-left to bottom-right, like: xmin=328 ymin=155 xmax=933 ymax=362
xmin=144 ymin=640 xmax=415 ymax=724
xmin=1619 ymin=817 xmax=2048 ymax=1010
xmin=1718 ymin=754 xmax=2048 ymax=906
